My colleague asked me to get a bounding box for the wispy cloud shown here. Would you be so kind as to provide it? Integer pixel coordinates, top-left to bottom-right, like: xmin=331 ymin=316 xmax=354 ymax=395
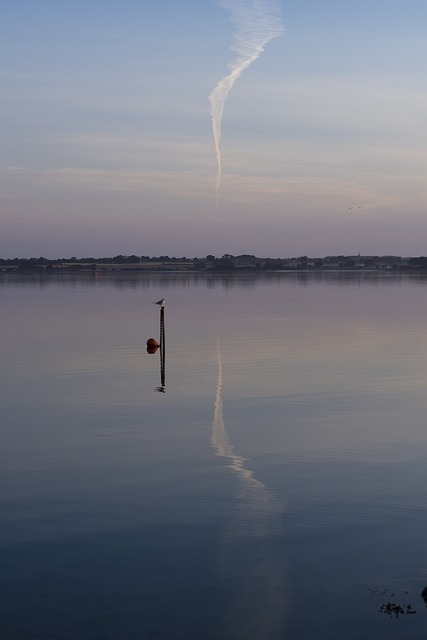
xmin=209 ymin=0 xmax=283 ymax=202
xmin=7 ymin=163 xmax=423 ymax=214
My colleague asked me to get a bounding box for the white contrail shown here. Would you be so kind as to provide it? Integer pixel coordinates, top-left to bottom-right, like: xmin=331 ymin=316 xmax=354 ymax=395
xmin=209 ymin=0 xmax=283 ymax=205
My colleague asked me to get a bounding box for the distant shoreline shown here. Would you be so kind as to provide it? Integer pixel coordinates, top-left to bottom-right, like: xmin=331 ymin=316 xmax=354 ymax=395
xmin=2 ymin=254 xmax=427 ymax=273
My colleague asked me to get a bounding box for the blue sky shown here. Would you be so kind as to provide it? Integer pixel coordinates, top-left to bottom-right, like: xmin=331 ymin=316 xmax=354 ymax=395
xmin=2 ymin=0 xmax=427 ymax=258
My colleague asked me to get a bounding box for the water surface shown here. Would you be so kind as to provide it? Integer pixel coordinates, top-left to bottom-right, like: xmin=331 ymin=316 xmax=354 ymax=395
xmin=2 ymin=271 xmax=427 ymax=639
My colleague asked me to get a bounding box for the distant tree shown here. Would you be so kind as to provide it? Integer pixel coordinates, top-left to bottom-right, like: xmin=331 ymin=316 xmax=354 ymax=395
xmin=193 ymin=258 xmax=205 ymax=270
xmin=408 ymin=257 xmax=427 ymax=269
xmin=262 ymin=259 xmax=282 ymax=270
xmin=212 ymin=257 xmax=235 ymax=270
xmin=18 ymin=258 xmax=37 ymax=270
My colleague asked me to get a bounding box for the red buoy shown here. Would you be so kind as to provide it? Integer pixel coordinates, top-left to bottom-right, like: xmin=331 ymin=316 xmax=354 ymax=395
xmin=146 ymin=345 xmax=159 ymax=354
xmin=146 ymin=338 xmax=159 ymax=348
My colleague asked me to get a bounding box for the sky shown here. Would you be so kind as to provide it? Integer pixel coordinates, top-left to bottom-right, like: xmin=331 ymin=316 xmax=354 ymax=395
xmin=2 ymin=0 xmax=427 ymax=259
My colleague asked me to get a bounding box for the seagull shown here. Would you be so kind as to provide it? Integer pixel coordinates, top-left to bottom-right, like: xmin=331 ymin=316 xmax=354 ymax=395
xmin=154 ymin=298 xmax=165 ymax=307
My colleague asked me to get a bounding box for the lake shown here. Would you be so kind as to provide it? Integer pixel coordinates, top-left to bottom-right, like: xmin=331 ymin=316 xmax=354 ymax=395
xmin=2 ymin=270 xmax=427 ymax=639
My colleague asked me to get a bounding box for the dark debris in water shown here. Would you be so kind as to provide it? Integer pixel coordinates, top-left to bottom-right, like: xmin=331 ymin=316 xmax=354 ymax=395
xmin=368 ymin=587 xmax=416 ymax=618
xmin=379 ymin=602 xmax=416 ymax=618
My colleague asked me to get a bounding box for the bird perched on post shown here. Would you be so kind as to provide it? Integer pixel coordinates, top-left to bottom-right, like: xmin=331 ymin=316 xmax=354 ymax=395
xmin=154 ymin=298 xmax=165 ymax=307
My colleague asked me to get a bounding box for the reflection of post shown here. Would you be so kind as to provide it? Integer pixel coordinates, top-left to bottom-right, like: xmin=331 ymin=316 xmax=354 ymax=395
xmin=159 ymin=306 xmax=165 ymax=390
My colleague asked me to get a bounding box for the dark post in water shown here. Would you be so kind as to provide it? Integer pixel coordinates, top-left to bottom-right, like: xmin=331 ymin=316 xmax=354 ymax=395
xmin=159 ymin=306 xmax=165 ymax=389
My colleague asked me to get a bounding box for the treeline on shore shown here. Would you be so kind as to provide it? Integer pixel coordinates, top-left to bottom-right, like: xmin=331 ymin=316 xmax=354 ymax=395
xmin=2 ymin=254 xmax=427 ymax=272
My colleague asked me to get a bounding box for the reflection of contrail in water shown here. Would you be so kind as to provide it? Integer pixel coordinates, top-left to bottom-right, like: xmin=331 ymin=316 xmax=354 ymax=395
xmin=209 ymin=0 xmax=283 ymax=205
xmin=212 ymin=341 xmax=287 ymax=639
xmin=212 ymin=341 xmax=283 ymax=534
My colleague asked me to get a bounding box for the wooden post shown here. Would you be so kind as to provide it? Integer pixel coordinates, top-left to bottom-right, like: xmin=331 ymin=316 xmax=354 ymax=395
xmin=160 ymin=306 xmax=165 ymax=388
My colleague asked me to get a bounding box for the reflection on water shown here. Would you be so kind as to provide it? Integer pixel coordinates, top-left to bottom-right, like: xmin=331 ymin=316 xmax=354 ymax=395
xmin=212 ymin=342 xmax=287 ymax=639
xmin=6 ymin=269 xmax=427 ymax=291
xmin=3 ymin=273 xmax=427 ymax=639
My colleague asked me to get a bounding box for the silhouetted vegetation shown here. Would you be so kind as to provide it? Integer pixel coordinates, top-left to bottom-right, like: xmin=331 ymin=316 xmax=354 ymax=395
xmin=211 ymin=257 xmax=236 ymax=271
xmin=1 ymin=253 xmax=427 ymax=273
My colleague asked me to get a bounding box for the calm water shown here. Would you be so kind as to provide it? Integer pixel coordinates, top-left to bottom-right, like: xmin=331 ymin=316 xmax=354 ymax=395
xmin=2 ymin=271 xmax=427 ymax=639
